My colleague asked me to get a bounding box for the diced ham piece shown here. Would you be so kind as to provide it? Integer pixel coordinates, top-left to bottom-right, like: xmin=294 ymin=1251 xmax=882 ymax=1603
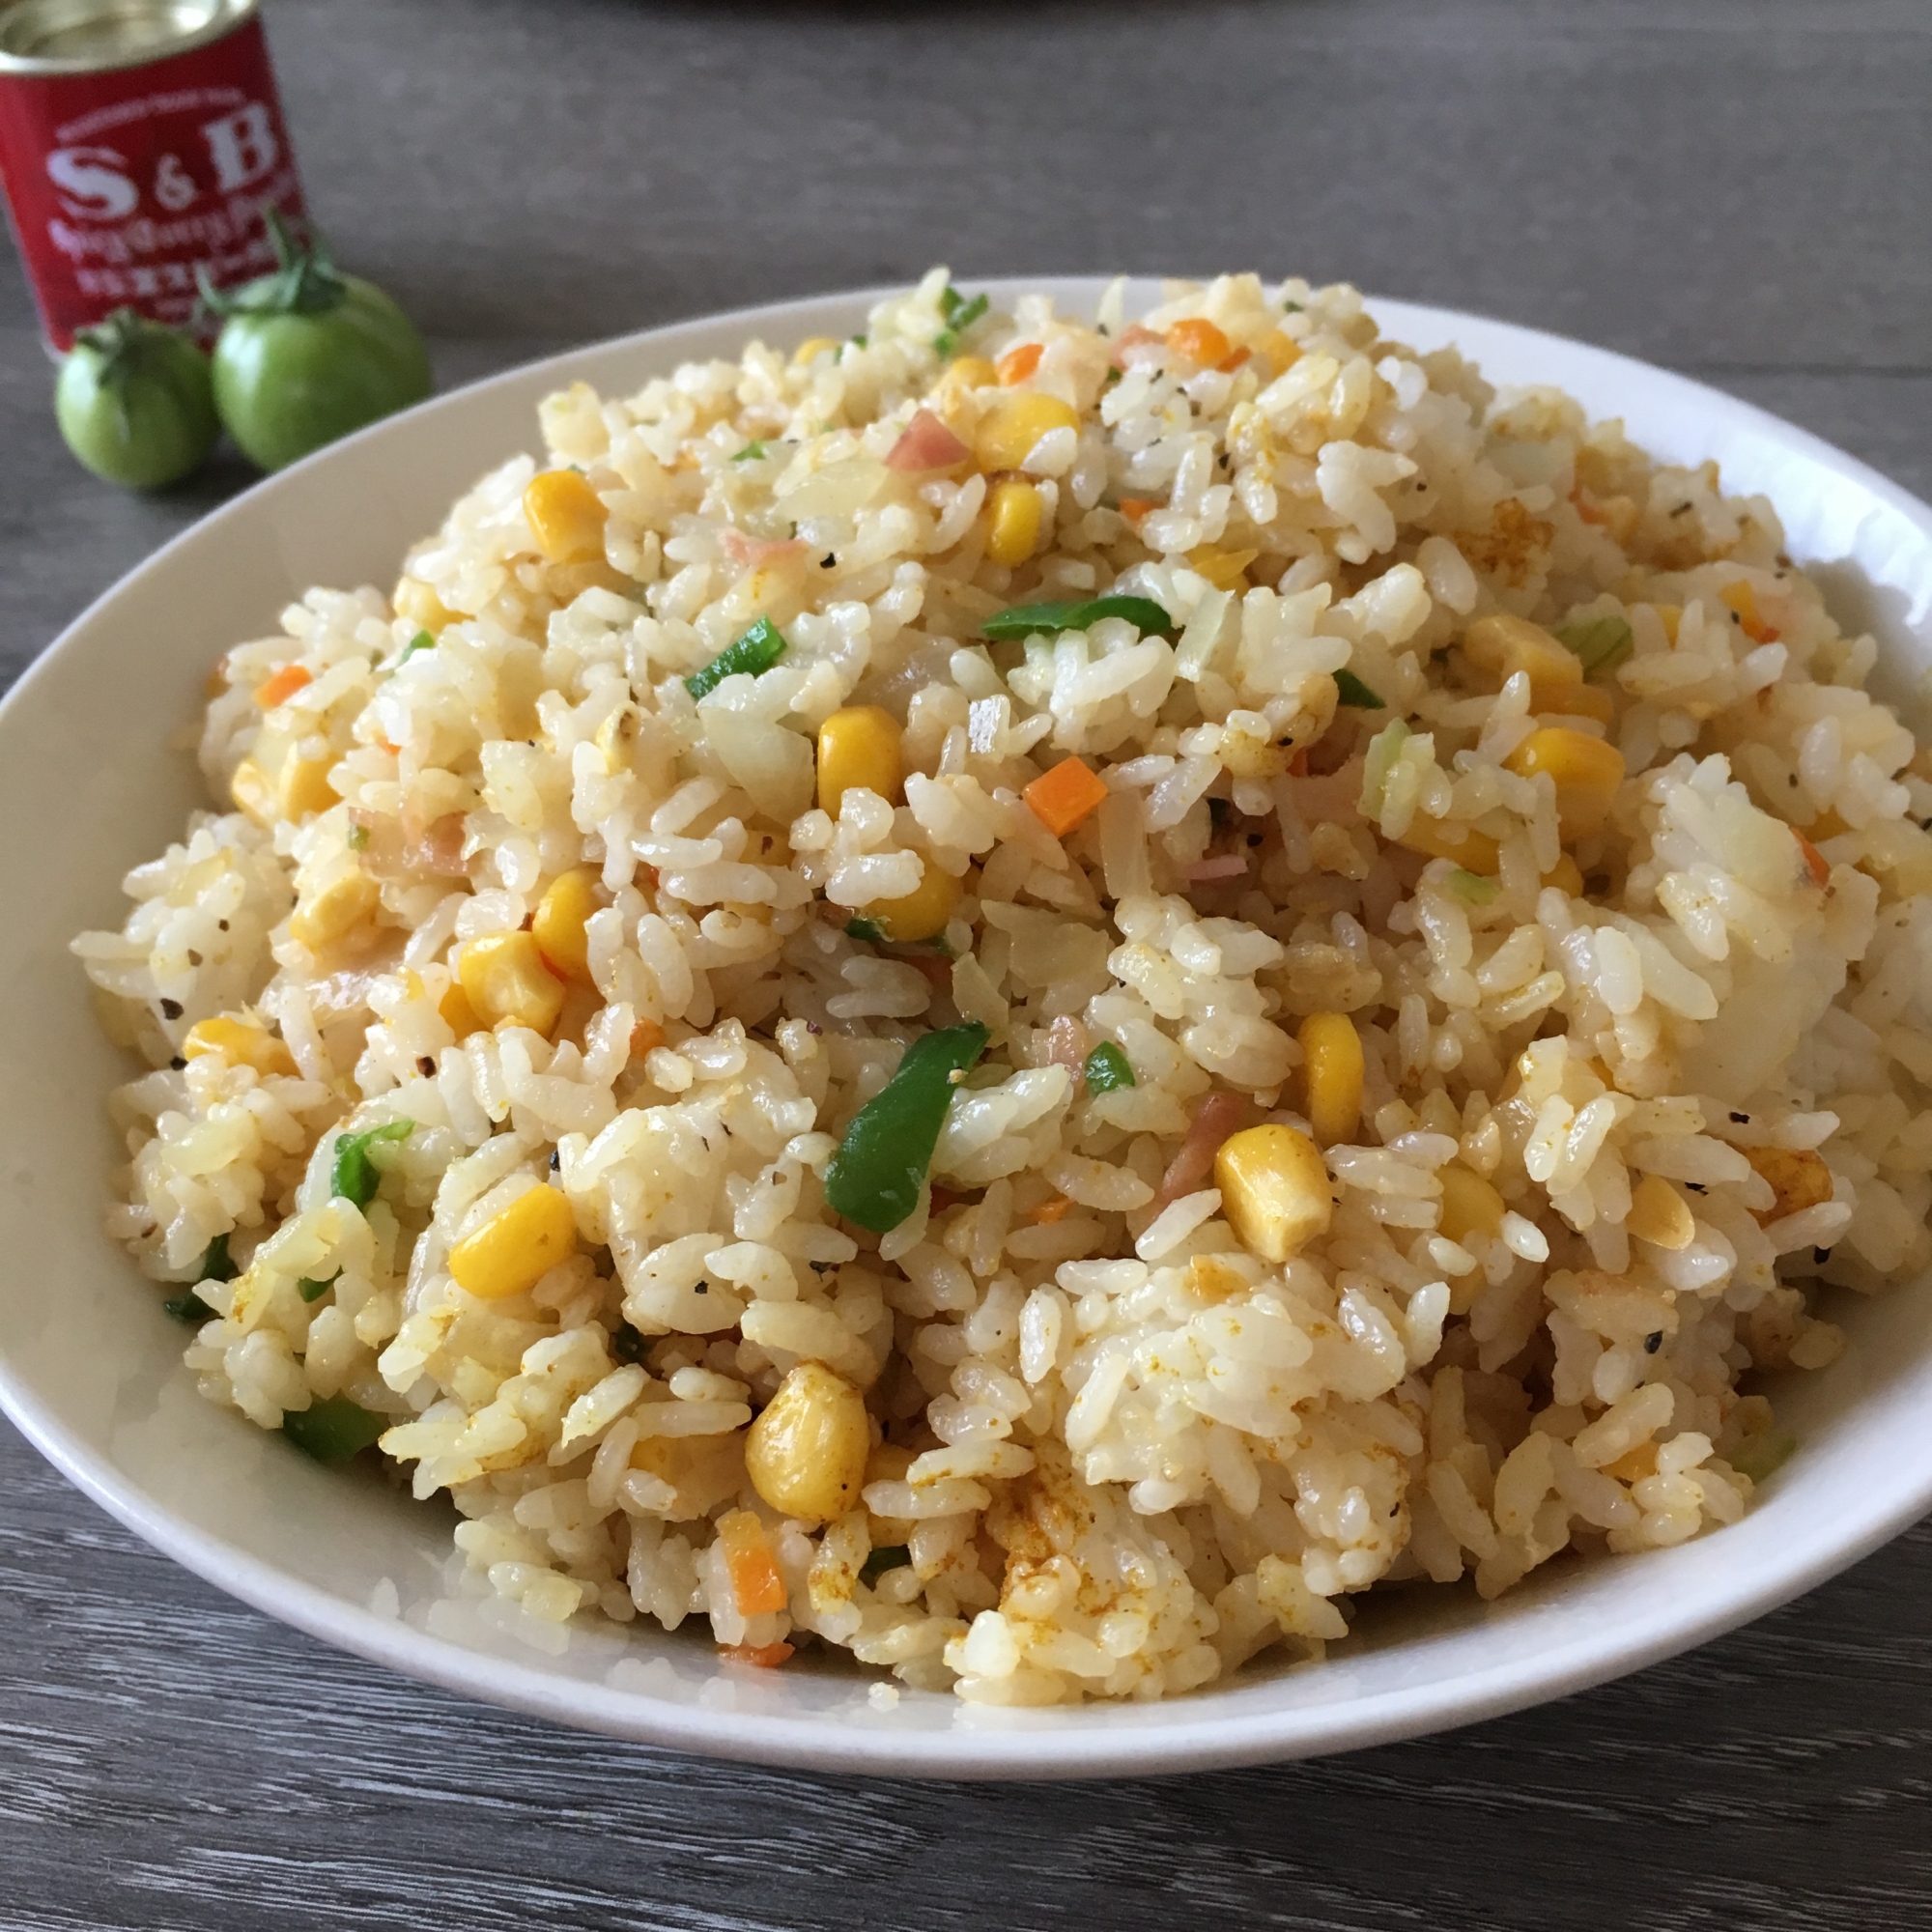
xmin=1111 ymin=324 xmax=1166 ymax=371
xmin=404 ymin=807 xmax=469 ymax=878
xmin=1155 ymin=1091 xmax=1255 ymax=1206
xmin=1186 ymin=853 xmax=1250 ymax=883
xmin=885 ymin=409 xmax=970 ymax=472
xmin=1042 ymin=1014 xmax=1091 ymax=1072
xmin=720 ymin=527 xmax=810 ymax=569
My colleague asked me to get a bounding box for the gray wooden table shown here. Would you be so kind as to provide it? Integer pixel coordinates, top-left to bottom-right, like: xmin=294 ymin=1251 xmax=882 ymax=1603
xmin=5 ymin=2 xmax=1931 ymax=1924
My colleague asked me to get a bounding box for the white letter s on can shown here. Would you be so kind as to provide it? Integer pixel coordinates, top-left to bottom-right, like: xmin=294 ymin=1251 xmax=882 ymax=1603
xmin=46 ymin=147 xmax=140 ymax=221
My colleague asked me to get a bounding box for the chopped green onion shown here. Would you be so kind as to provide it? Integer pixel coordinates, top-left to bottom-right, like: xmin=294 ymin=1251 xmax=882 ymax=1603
xmin=611 ymin=1321 xmax=647 ymax=1365
xmin=346 ymin=823 xmax=370 ymax=851
xmin=980 ymin=594 xmax=1177 ymax=643
xmin=933 ymin=288 xmax=988 ymax=357
xmin=1726 ymin=1432 xmax=1797 ymax=1485
xmin=281 ymin=1396 xmax=386 ymax=1463
xmin=1333 ymin=668 xmax=1385 ymax=709
xmin=298 ymin=1271 xmax=340 ymax=1304
xmin=1103 ymin=367 xmax=1123 ymax=387
xmin=684 ymin=615 xmax=788 ymax=700
xmin=860 ymin=1544 xmax=911 ymax=1585
xmin=400 ymin=629 xmax=435 ymax=660
xmin=329 ymin=1119 xmax=414 ymax=1210
xmin=731 ymin=441 xmax=767 ymax=463
xmin=162 ymin=1232 xmax=238 ymax=1323
xmin=844 ymin=916 xmax=889 ymax=944
xmin=823 ymin=1022 xmax=990 ymax=1234
xmin=1082 ymin=1042 xmax=1135 ymax=1094
xmin=1444 ymin=868 xmax=1499 ymax=906
xmin=1359 ymin=717 xmax=1412 ymax=817
xmin=1282 ymin=300 xmax=1305 ymax=314
xmin=848 ymin=333 xmax=867 ymax=350
xmin=1554 ymin=614 xmax=1634 ymax=675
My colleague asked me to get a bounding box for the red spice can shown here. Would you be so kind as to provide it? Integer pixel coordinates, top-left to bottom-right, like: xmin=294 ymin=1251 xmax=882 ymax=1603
xmin=0 ymin=0 xmax=308 ymax=352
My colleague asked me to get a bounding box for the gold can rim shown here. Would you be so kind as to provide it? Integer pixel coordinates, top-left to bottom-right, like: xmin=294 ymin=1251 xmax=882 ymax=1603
xmin=0 ymin=0 xmax=257 ymax=75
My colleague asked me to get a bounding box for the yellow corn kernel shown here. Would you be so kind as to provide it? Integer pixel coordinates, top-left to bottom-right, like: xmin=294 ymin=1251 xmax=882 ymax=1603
xmin=985 ymin=479 xmax=1044 ymax=567
xmin=792 ymin=335 xmax=839 ymax=365
xmin=817 ymin=705 xmax=902 ymax=814
xmin=181 ymin=1015 xmax=297 ymax=1077
xmin=1188 ymin=545 xmax=1259 ymax=592
xmin=973 ymin=392 xmax=1080 ymax=471
xmin=1436 ymin=1163 xmax=1506 ymax=1247
xmin=1505 ymin=727 xmax=1626 ymax=841
xmin=949 ymin=355 xmax=996 ymax=391
xmin=1654 ymin=603 xmax=1682 ymax=645
xmin=1627 ymin=1173 xmax=1696 ymax=1250
xmin=457 ymin=931 xmax=565 ymax=1036
xmin=276 ymin=754 xmax=339 ymax=821
xmin=1214 ymin=1122 xmax=1333 ymax=1264
xmin=449 ymin=1183 xmax=577 ymax=1301
xmin=532 ymin=867 xmax=600 ymax=984
xmin=1393 ymin=816 xmax=1501 ymax=875
xmin=1541 ymin=853 xmax=1585 ymax=896
xmin=1462 ymin=612 xmax=1583 ymax=708
xmin=1549 ymin=683 xmax=1616 ymax=726
xmin=1298 ymin=1012 xmax=1364 ymax=1146
xmin=863 ymin=860 xmax=961 ymax=944
xmin=745 ymin=1361 xmax=871 ymax=1522
xmin=523 ymin=469 xmax=609 ymax=565
xmin=230 ymin=756 xmax=274 ymax=826
xmin=393 ymin=576 xmax=455 ymax=634
xmin=439 ymin=980 xmax=486 ymax=1040
xmin=289 ymin=872 xmax=379 ymax=950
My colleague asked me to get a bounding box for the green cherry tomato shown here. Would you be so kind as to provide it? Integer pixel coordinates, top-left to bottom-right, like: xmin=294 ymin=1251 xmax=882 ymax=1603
xmin=54 ymin=307 xmax=217 ymax=490
xmin=204 ymin=212 xmax=431 ymax=472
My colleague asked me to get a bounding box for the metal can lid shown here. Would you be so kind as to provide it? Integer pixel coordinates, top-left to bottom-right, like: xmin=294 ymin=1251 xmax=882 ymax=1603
xmin=0 ymin=0 xmax=257 ymax=73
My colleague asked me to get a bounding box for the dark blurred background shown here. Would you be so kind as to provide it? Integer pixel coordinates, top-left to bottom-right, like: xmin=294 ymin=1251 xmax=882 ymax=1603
xmin=5 ymin=3 xmax=1932 ymax=1928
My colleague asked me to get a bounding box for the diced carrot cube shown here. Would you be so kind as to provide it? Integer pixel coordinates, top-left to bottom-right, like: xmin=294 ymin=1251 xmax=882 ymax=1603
xmin=1166 ymin=319 xmax=1231 ymax=367
xmin=255 ymin=664 xmax=313 ymax=709
xmin=1720 ymin=581 xmax=1778 ymax=644
xmin=1119 ymin=497 xmax=1156 ymax=525
xmin=721 ymin=1641 xmax=795 ymax=1668
xmin=1031 ymin=1195 xmax=1074 ymax=1225
xmin=996 ymin=342 xmax=1044 ymax=385
xmin=1023 ymin=755 xmax=1109 ymax=838
xmin=630 ymin=1015 xmax=667 ymax=1058
xmin=717 ymin=1508 xmax=787 ymax=1615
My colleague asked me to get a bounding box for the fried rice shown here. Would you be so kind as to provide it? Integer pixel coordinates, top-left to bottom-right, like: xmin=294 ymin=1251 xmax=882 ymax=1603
xmin=71 ymin=270 xmax=1932 ymax=1704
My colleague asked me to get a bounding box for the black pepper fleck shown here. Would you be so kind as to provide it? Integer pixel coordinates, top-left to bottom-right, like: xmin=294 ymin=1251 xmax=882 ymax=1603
xmin=217 ymin=920 xmax=229 ymax=931
xmin=1686 ymin=1181 xmax=1708 ymax=1194
xmin=806 ymin=1020 xmax=822 ymax=1035
xmin=550 ymin=1150 xmax=561 ymax=1172
xmin=1814 ymin=1246 xmax=1833 ymax=1264
xmin=1671 ymin=502 xmax=1693 ymax=517
xmin=159 ymin=998 xmax=182 ymax=1019
xmin=169 ymin=1056 xmax=186 ymax=1070
xmin=695 ymin=1280 xmax=708 ymax=1295
xmin=821 ymin=554 xmax=837 ymax=568
xmin=1644 ymin=1331 xmax=1662 ymax=1353
xmin=1730 ymin=1111 xmax=1749 ymax=1124
xmin=416 ymin=1056 xmax=436 ymax=1077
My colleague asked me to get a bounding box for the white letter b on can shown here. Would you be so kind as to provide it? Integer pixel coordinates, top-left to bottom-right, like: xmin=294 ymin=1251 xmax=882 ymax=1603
xmin=200 ymin=102 xmax=279 ymax=191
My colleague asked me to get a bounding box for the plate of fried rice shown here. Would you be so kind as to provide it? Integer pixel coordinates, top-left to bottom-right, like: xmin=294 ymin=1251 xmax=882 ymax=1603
xmin=5 ymin=273 xmax=1932 ymax=1776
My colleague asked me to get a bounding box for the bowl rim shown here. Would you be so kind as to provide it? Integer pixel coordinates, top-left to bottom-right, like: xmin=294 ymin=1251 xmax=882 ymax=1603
xmin=7 ymin=276 xmax=1932 ymax=1779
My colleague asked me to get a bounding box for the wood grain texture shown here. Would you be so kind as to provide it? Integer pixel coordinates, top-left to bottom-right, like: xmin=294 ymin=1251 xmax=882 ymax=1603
xmin=3 ymin=1 xmax=1930 ymax=1924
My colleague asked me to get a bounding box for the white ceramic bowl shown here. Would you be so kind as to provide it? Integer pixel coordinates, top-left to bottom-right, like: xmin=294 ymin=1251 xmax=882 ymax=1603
xmin=6 ymin=281 xmax=1931 ymax=1780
